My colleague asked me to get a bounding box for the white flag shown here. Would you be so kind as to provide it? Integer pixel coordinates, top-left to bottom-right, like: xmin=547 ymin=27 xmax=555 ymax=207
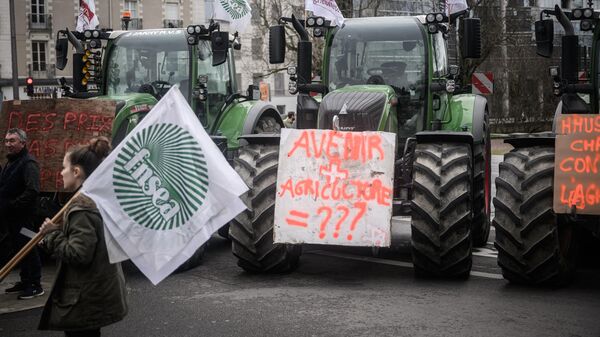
xmin=81 ymin=86 xmax=248 ymax=285
xmin=305 ymin=0 xmax=345 ymax=27
xmin=446 ymin=0 xmax=469 ymax=15
xmin=213 ymin=0 xmax=252 ymax=33
xmin=76 ymin=0 xmax=100 ymax=32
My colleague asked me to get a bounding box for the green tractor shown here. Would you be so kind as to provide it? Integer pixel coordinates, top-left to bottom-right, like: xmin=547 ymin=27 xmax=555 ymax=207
xmin=54 ymin=22 xmax=284 ymax=269
xmin=229 ymin=10 xmax=491 ymax=277
xmin=493 ymin=4 xmax=600 ymax=286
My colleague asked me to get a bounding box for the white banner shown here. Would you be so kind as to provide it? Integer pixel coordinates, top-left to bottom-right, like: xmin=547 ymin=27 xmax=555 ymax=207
xmin=76 ymin=0 xmax=99 ymax=32
xmin=81 ymin=86 xmax=248 ymax=285
xmin=274 ymin=129 xmax=396 ymax=247
xmin=305 ymin=0 xmax=345 ymax=26
xmin=213 ymin=0 xmax=252 ymax=33
xmin=446 ymin=0 xmax=468 ymax=15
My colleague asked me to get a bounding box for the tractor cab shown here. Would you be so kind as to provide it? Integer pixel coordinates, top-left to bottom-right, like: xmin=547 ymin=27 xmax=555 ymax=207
xmin=322 ymin=17 xmax=428 ymax=138
xmin=103 ymin=28 xmax=237 ymax=129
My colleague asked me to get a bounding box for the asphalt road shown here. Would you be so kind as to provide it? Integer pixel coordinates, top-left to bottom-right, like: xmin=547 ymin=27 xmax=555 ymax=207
xmin=2 ymin=155 xmax=600 ymax=337
xmin=2 ymin=233 xmax=600 ymax=337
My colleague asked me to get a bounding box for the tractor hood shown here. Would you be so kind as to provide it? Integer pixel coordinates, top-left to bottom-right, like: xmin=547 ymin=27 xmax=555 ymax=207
xmin=317 ymin=85 xmax=396 ymax=131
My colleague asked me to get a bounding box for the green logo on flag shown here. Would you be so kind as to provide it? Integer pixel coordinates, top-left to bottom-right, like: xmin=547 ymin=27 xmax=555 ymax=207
xmin=113 ymin=123 xmax=208 ymax=230
xmin=219 ymin=0 xmax=249 ymax=20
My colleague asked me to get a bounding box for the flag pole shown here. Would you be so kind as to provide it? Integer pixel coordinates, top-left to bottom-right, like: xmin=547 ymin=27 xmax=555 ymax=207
xmin=0 ymin=191 xmax=81 ymax=282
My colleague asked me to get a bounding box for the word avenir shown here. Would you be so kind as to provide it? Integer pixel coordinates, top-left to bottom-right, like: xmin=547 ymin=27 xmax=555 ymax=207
xmin=287 ymin=130 xmax=385 ymax=162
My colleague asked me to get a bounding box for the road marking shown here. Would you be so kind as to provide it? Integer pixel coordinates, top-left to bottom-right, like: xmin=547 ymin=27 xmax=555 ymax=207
xmin=472 ymin=247 xmax=498 ymax=259
xmin=308 ymin=250 xmax=504 ymax=280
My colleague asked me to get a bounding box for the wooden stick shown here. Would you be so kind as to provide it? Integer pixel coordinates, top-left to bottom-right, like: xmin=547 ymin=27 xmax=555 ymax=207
xmin=0 ymin=191 xmax=80 ymax=283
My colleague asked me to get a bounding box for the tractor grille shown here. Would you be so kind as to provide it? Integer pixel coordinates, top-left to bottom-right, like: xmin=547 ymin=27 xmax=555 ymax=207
xmin=317 ymin=91 xmax=387 ymax=131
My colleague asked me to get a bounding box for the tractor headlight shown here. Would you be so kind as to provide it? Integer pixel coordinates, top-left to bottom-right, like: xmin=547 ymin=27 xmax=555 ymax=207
xmin=316 ymin=17 xmax=325 ymax=26
xmin=92 ymin=30 xmax=100 ymax=38
xmin=194 ymin=25 xmax=202 ymax=34
xmin=287 ymin=66 xmax=297 ymax=76
xmin=187 ymin=26 xmax=195 ymax=34
xmin=584 ymin=8 xmax=593 ymax=18
xmin=289 ymin=82 xmax=298 ymax=95
xmin=84 ymin=30 xmax=92 ymax=39
xmin=426 ymin=13 xmax=436 ymax=23
xmin=187 ymin=35 xmax=197 ymax=45
xmin=307 ymin=17 xmax=316 ymax=27
xmin=313 ymin=27 xmax=324 ymax=38
xmin=581 ymin=19 xmax=594 ymax=31
xmin=428 ymin=24 xmax=438 ymax=34
xmin=89 ymin=39 xmax=101 ymax=49
xmin=572 ymin=9 xmax=583 ymax=19
xmin=549 ymin=66 xmax=559 ymax=77
xmin=435 ymin=13 xmax=444 ymax=22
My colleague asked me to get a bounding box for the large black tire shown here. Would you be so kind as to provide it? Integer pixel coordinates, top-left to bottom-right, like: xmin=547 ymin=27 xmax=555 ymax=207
xmin=493 ymin=146 xmax=577 ymax=285
xmin=472 ymin=112 xmax=491 ymax=247
xmin=218 ymin=115 xmax=282 ymax=241
xmin=411 ymin=143 xmax=473 ymax=278
xmin=230 ymin=144 xmax=301 ymax=273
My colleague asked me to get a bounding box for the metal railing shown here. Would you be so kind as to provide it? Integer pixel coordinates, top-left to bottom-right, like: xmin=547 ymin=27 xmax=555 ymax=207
xmin=125 ymin=18 xmax=143 ymax=30
xmin=163 ymin=19 xmax=183 ymax=28
xmin=29 ymin=14 xmax=52 ymax=31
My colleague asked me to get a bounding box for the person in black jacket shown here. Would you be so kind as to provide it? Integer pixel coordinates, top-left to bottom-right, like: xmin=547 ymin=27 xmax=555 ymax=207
xmin=1 ymin=128 xmax=43 ymax=299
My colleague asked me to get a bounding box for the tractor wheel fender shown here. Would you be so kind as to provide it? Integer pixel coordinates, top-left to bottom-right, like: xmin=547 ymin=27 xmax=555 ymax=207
xmin=242 ymin=100 xmax=284 ymax=135
xmin=470 ymin=95 xmax=488 ymax=144
xmin=448 ymin=94 xmax=487 ymax=144
xmin=551 ymin=101 xmax=563 ymax=134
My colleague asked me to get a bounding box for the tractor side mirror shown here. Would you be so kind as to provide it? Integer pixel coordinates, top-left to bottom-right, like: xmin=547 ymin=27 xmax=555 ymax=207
xmin=534 ymin=19 xmax=554 ymax=58
xmin=211 ymin=31 xmax=229 ymax=66
xmin=461 ymin=18 xmax=481 ymax=59
xmin=56 ymin=37 xmax=68 ymax=70
xmin=269 ymin=25 xmax=286 ymax=64
xmin=561 ymin=35 xmax=579 ymax=83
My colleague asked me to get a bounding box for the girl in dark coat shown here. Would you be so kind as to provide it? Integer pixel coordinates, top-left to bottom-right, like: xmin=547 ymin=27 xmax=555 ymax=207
xmin=38 ymin=137 xmax=128 ymax=337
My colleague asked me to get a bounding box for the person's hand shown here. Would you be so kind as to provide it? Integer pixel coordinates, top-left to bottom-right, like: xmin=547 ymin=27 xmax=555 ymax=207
xmin=40 ymin=218 xmax=61 ymax=235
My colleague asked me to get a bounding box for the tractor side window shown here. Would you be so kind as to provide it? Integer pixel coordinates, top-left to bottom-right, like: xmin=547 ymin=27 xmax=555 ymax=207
xmin=197 ymin=41 xmax=232 ymax=119
xmin=432 ymin=32 xmax=447 ymax=78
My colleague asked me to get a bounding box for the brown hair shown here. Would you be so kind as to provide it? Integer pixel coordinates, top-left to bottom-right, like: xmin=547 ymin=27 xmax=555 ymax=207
xmin=67 ymin=136 xmax=111 ymax=178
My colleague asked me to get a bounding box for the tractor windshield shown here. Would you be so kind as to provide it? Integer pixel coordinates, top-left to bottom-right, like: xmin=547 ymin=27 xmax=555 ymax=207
xmin=327 ymin=17 xmax=427 ymax=136
xmin=105 ymin=30 xmax=190 ymax=99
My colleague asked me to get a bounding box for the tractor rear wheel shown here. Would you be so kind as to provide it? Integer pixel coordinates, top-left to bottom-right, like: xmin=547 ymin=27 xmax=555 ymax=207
xmin=472 ymin=112 xmax=491 ymax=247
xmin=493 ymin=146 xmax=577 ymax=285
xmin=230 ymin=143 xmax=301 ymax=273
xmin=411 ymin=143 xmax=473 ymax=278
xmin=219 ymin=115 xmax=282 ymax=241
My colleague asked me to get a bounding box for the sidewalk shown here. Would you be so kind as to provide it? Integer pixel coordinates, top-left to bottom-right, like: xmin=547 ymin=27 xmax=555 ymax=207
xmin=0 ymin=264 xmax=56 ymax=315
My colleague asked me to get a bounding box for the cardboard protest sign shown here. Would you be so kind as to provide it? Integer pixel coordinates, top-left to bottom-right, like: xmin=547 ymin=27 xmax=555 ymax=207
xmin=274 ymin=129 xmax=396 ymax=247
xmin=553 ymin=114 xmax=600 ymax=215
xmin=0 ymin=98 xmax=115 ymax=191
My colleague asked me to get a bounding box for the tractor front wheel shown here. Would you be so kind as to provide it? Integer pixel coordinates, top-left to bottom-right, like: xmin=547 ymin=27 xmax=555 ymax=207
xmin=410 ymin=143 xmax=473 ymax=278
xmin=230 ymin=144 xmax=301 ymax=273
xmin=493 ymin=146 xmax=577 ymax=285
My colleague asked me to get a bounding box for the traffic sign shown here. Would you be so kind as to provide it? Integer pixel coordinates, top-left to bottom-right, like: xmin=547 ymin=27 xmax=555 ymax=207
xmin=472 ymin=72 xmax=493 ymax=95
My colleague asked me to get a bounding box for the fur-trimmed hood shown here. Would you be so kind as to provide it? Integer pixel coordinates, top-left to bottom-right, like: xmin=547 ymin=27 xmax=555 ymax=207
xmin=66 ymin=193 xmax=98 ymax=215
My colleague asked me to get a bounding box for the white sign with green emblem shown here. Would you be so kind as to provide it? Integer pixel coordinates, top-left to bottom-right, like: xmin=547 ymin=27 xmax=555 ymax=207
xmin=81 ymin=87 xmax=248 ymax=285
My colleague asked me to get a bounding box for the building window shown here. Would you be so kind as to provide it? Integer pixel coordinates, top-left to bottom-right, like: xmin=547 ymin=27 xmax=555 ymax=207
xmin=124 ymin=0 xmax=138 ymax=18
xmin=251 ymin=37 xmax=263 ymax=58
xmin=32 ymin=41 xmax=47 ymax=72
xmin=236 ymin=73 xmax=242 ymax=92
xmin=165 ymin=2 xmax=179 ymax=20
xmin=252 ymin=73 xmax=262 ymax=86
xmin=274 ymin=73 xmax=284 ymax=96
xmin=31 ymin=0 xmax=46 ymax=23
